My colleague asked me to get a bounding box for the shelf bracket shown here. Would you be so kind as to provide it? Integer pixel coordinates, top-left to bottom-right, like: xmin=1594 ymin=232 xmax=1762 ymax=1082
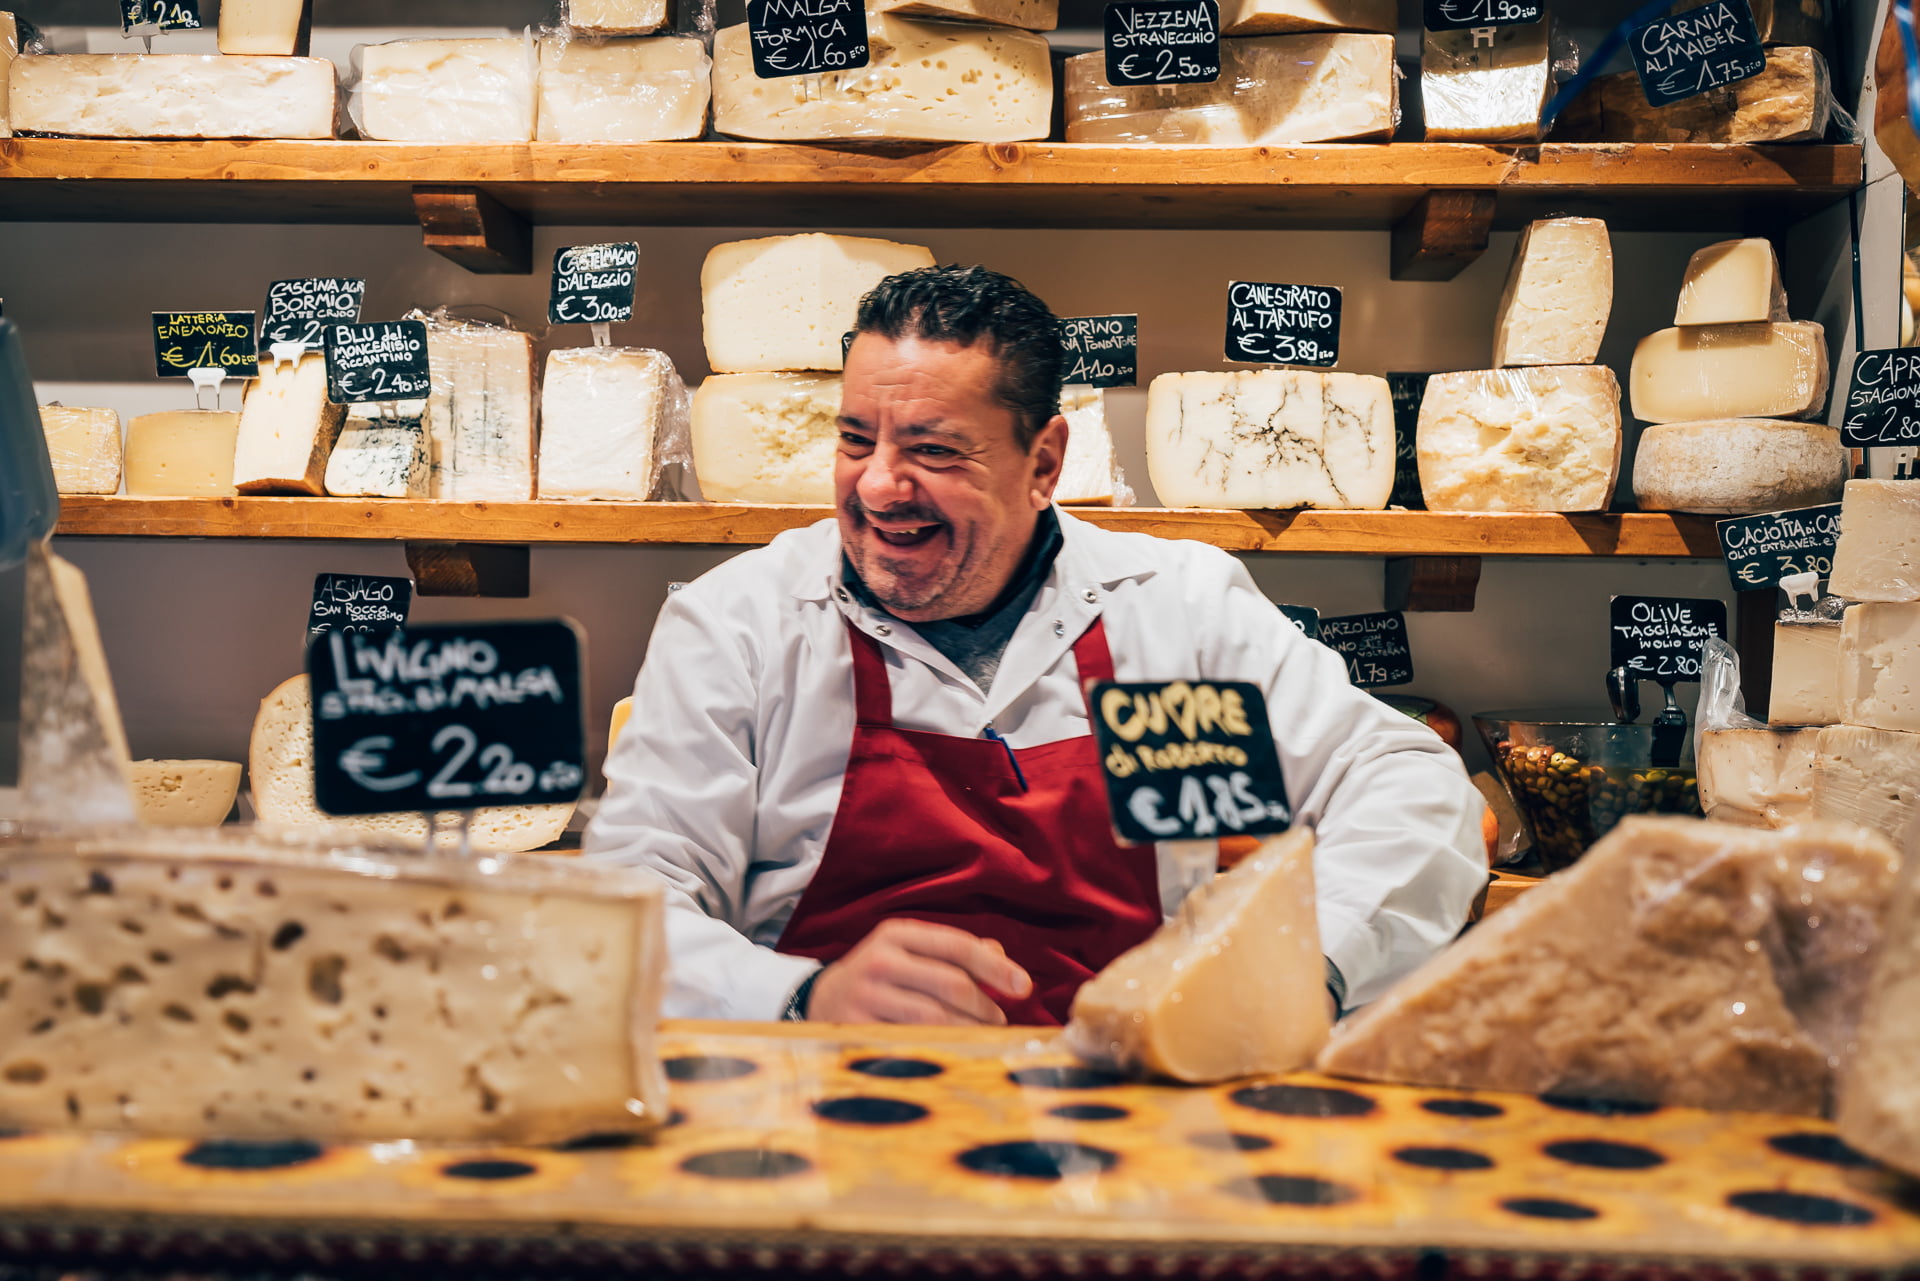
xmin=411 ymin=186 xmax=532 ymax=275
xmin=1390 ymin=190 xmax=1497 ymax=282
xmin=1385 ymin=555 xmax=1481 ymax=612
xmin=404 ymin=542 xmax=531 ymax=598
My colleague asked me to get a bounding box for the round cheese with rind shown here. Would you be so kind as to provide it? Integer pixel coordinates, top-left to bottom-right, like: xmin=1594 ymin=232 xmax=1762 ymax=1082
xmin=1631 ymin=419 xmax=1846 ymax=514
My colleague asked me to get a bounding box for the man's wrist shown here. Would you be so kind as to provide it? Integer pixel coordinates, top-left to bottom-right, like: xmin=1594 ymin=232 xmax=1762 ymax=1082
xmin=782 ymin=967 xmax=824 ymax=1021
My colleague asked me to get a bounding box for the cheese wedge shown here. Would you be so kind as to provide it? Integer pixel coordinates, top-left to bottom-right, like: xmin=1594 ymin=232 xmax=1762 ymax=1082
xmin=1422 ymin=18 xmax=1552 ymax=143
xmin=232 ymin=353 xmax=346 ymax=496
xmin=39 ymin=405 xmax=121 ymax=495
xmin=567 ymin=0 xmax=669 ymax=35
xmin=876 ymin=0 xmax=1056 ymax=30
xmin=218 ymin=0 xmax=309 ymax=55
xmin=690 ymin=372 xmax=841 ymax=504
xmin=9 ymin=54 xmax=336 ymax=139
xmin=1056 ymin=387 xmax=1117 ymax=505
xmin=17 ymin=546 xmax=137 ymax=827
xmin=538 ymin=347 xmax=684 ymax=501
xmin=1697 ymin=727 xmax=1818 ymax=828
xmin=124 ymin=411 xmax=239 ymax=497
xmin=324 ymin=400 xmax=431 ymax=498
xmin=703 ymin=234 xmax=934 ymax=374
xmin=535 ymin=36 xmax=709 ymax=142
xmin=422 ymin=315 xmax=536 ymax=501
xmin=1772 ymin=620 xmax=1844 ymax=726
xmin=1813 ymin=725 xmax=1920 ymax=854
xmin=1491 ymin=217 xmax=1613 ymax=367
xmin=1675 ymin=239 xmax=1791 ymax=326
xmin=1555 ymin=47 xmax=1832 ymax=144
xmin=1067 ymin=829 xmax=1329 ymax=1083
xmin=1 ymin=12 xmax=18 ymax=139
xmin=1839 ymin=602 xmax=1920 ymax=733
xmin=1830 ymin=480 xmax=1920 ymax=602
xmin=1837 ymin=824 xmax=1920 ymax=1179
xmin=354 ymin=38 xmax=537 ymax=143
xmin=1631 ymin=420 xmax=1846 ymax=515
xmin=1628 ymin=322 xmax=1829 ymax=424
xmin=1218 ymin=0 xmax=1393 ymax=35
xmin=130 ymin=759 xmax=243 ymax=827
xmin=1416 ymin=366 xmax=1622 ymax=513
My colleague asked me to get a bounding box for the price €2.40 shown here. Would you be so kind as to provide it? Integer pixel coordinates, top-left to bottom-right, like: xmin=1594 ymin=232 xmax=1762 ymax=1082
xmin=334 ymin=364 xmax=429 ymax=402
xmin=338 ymin=726 xmax=583 ymax=802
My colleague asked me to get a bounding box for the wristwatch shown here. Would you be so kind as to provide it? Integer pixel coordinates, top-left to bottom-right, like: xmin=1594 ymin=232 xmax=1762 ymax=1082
xmin=782 ymin=968 xmax=822 ymax=1022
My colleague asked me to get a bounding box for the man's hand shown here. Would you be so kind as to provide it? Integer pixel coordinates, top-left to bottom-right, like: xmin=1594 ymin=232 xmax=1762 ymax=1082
xmin=808 ymin=919 xmax=1033 ymax=1025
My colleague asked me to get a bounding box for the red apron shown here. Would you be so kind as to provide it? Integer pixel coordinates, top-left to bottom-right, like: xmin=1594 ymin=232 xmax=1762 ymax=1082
xmin=776 ymin=618 xmax=1163 ymax=1025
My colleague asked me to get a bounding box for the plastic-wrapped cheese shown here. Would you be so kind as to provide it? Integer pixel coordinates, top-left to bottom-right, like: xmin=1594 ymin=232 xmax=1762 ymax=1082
xmin=1771 ymin=620 xmax=1843 ymax=726
xmin=1630 ymin=420 xmax=1846 ymax=515
xmin=1814 ymin=725 xmax=1920 ymax=863
xmin=1697 ymin=727 xmax=1818 ymax=828
xmin=1675 ymin=239 xmax=1791 ymax=326
xmin=325 ymin=400 xmax=431 ymax=498
xmin=124 ymin=411 xmax=239 ymax=498
xmin=1839 ymin=603 xmax=1920 ymax=734
xmin=713 ymin=13 xmax=1051 ymax=142
xmin=1491 ymin=217 xmax=1613 ymax=367
xmin=1145 ymin=370 xmax=1393 ymax=510
xmin=876 ymin=0 xmax=1056 ymax=30
xmin=1056 ymin=387 xmax=1117 ymax=505
xmin=129 ymin=759 xmax=242 ymax=827
xmin=1838 ymin=813 xmax=1920 ymax=1180
xmin=1218 ymin=0 xmax=1392 ymax=34
xmin=565 ymin=0 xmax=669 ymax=36
xmin=537 ymin=347 xmax=687 ymax=501
xmin=1555 ymin=47 xmax=1831 ymax=143
xmin=691 ymin=372 xmax=840 ymax=504
xmin=421 ymin=314 xmax=536 ymax=502
xmin=535 ymin=36 xmax=709 ymax=142
xmin=1628 ymin=322 xmax=1829 ymax=424
xmin=1415 ymin=366 xmax=1622 ymax=513
xmin=1421 ymin=18 xmax=1551 ymax=143
xmin=218 ymin=0 xmax=308 ymax=56
xmin=9 ymin=54 xmax=336 ymax=139
xmin=232 ymin=353 xmax=345 ymax=496
xmin=1830 ymin=480 xmax=1920 ymax=602
xmin=353 ymin=38 xmax=536 ymax=143
xmin=703 ymin=234 xmax=934 ymax=374
xmin=39 ymin=406 xmax=121 ymax=495
xmin=1065 ymin=34 xmax=1396 ymax=145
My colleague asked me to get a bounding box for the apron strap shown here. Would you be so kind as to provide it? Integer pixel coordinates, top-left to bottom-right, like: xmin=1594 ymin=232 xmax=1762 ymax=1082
xmin=845 ymin=621 xmax=895 ymax=727
xmin=1071 ymin=616 xmax=1115 ymax=686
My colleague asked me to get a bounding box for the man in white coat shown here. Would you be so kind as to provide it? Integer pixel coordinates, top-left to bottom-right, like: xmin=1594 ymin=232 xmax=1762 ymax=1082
xmin=587 ymin=265 xmax=1486 ymax=1026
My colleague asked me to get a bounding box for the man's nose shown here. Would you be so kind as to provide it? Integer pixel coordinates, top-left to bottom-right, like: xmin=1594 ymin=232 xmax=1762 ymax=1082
xmin=856 ymin=444 xmax=915 ymax=507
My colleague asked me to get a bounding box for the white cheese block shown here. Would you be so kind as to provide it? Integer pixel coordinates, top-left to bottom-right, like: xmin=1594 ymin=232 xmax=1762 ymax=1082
xmin=1839 ymin=602 xmax=1920 ymax=733
xmin=1316 ymin=816 xmax=1899 ymax=1116
xmin=1415 ymin=366 xmax=1622 ymax=513
xmin=130 ymin=759 xmax=242 ymax=827
xmin=354 ymin=38 xmax=536 ymax=143
xmin=713 ymin=13 xmax=1052 ymax=143
xmin=232 ymin=353 xmax=346 ymax=496
xmin=1813 ymin=725 xmax=1920 ymax=855
xmin=0 ymin=826 xmax=668 ymax=1144
xmin=1218 ymin=0 xmax=1393 ymax=35
xmin=250 ymin=676 xmax=574 ymax=853
xmin=1838 ymin=818 xmax=1920 ymax=1180
xmin=1067 ymin=829 xmax=1329 ymax=1083
xmin=1697 ymin=727 xmax=1819 ymax=829
xmin=1830 ymin=479 xmax=1920 ymax=602
xmin=39 ymin=405 xmax=121 ymax=495
xmin=422 ymin=316 xmax=536 ymax=502
xmin=1556 ymin=47 xmax=1832 ymax=144
xmin=9 ymin=54 xmax=336 ymax=139
xmin=702 ymin=234 xmax=934 ymax=374
xmin=1491 ymin=217 xmax=1613 ymax=367
xmin=1422 ymin=18 xmax=1552 ymax=143
xmin=876 ymin=0 xmax=1056 ymax=30
xmin=124 ymin=411 xmax=239 ymax=498
xmin=535 ymin=36 xmax=709 ymax=142
xmin=1631 ymin=419 xmax=1847 ymax=515
xmin=1146 ymin=370 xmax=1394 ymax=510
xmin=1675 ymin=239 xmax=1792 ymax=326
xmin=691 ymin=373 xmax=841 ymax=505
xmin=1065 ymin=34 xmax=1396 ymax=145
xmin=1056 ymin=387 xmax=1116 ymax=505
xmin=324 ymin=400 xmax=431 ymax=499
xmin=1770 ymin=620 xmax=1843 ymax=726
xmin=1 ymin=12 xmax=18 ymax=139
xmin=218 ymin=0 xmax=307 ymax=56
xmin=538 ymin=347 xmax=683 ymax=501
xmin=1628 ymin=322 xmax=1830 ymax=424
xmin=566 ymin=0 xmax=670 ymax=35
xmin=18 ymin=546 xmax=137 ymax=828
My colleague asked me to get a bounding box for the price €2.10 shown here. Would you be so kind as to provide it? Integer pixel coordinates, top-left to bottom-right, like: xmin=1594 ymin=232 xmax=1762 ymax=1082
xmin=337 ymin=727 xmax=582 ymax=802
xmin=125 ymin=0 xmax=200 ymax=28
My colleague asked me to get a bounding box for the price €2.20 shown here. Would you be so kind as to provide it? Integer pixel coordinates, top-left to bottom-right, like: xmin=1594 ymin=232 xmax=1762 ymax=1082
xmin=1114 ymin=49 xmax=1212 ymax=82
xmin=337 ymin=726 xmax=582 ymax=801
xmin=1123 ymin=770 xmax=1289 ymax=840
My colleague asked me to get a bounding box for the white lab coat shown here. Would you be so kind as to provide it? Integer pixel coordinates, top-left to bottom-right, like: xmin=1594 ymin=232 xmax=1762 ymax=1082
xmin=586 ymin=509 xmax=1487 ymax=1020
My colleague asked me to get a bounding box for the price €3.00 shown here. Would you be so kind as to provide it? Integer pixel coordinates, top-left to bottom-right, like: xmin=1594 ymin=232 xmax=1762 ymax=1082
xmin=338 ymin=726 xmax=583 ymax=801
xmin=1123 ymin=770 xmax=1290 ymax=840
xmin=550 ymin=294 xmax=632 ymax=325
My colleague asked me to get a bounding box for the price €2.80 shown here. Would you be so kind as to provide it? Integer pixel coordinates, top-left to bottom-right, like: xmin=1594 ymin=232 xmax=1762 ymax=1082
xmin=338 ymin=726 xmax=582 ymax=801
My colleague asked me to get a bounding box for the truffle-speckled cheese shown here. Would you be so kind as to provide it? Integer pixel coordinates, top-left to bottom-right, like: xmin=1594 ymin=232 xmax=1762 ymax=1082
xmin=0 ymin=828 xmax=668 ymax=1144
xmin=1839 ymin=602 xmax=1920 ymax=733
xmin=130 ymin=759 xmax=242 ymax=827
xmin=1145 ymin=370 xmax=1394 ymax=511
xmin=1631 ymin=420 xmax=1846 ymax=515
xmin=537 ymin=347 xmax=680 ymax=501
xmin=1675 ymin=239 xmax=1792 ymax=326
xmin=1218 ymin=0 xmax=1392 ymax=35
xmin=1056 ymin=387 xmax=1116 ymax=505
xmin=1697 ymin=727 xmax=1819 ymax=829
xmin=9 ymin=54 xmax=336 ymax=139
xmin=713 ymin=13 xmax=1051 ymax=142
xmin=1628 ymin=322 xmax=1829 ymax=423
xmin=1813 ymin=725 xmax=1920 ymax=854
xmin=1830 ymin=479 xmax=1920 ymax=602
xmin=535 ymin=36 xmax=709 ymax=142
xmin=39 ymin=406 xmax=121 ymax=495
xmin=1491 ymin=217 xmax=1613 ymax=367
xmin=1422 ymin=19 xmax=1551 ymax=143
xmin=232 ymin=353 xmax=346 ymax=496
xmin=1838 ymin=816 xmax=1920 ymax=1180
xmin=691 ymin=372 xmax=841 ymax=505
xmin=355 ymin=38 xmax=535 ymax=143
xmin=876 ymin=0 xmax=1055 ymax=29
xmin=703 ymin=234 xmax=934 ymax=374
xmin=218 ymin=0 xmax=305 ymax=55
xmin=566 ymin=0 xmax=669 ymax=35
xmin=423 ymin=317 xmax=536 ymax=501
xmin=1316 ymin=816 xmax=1898 ymax=1116
xmin=325 ymin=400 xmax=431 ymax=498
xmin=1415 ymin=366 xmax=1622 ymax=513
xmin=1770 ymin=621 xmax=1843 ymax=726
xmin=124 ymin=411 xmax=239 ymax=498
xmin=1067 ymin=829 xmax=1329 ymax=1084
xmin=1555 ymin=46 xmax=1831 ymax=143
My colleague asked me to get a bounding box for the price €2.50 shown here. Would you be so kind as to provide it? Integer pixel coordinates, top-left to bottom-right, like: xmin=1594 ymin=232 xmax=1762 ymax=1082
xmin=1122 ymin=770 xmax=1289 ymax=840
xmin=1114 ymin=49 xmax=1212 ymax=82
xmin=338 ymin=726 xmax=582 ymax=801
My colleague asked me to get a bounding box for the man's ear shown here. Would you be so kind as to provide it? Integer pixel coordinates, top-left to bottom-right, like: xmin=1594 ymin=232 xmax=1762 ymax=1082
xmin=1029 ymin=414 xmax=1069 ymax=508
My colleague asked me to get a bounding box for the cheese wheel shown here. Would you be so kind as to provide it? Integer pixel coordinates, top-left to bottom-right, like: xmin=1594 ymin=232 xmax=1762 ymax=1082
xmin=130 ymin=759 xmax=242 ymax=828
xmin=1631 ymin=419 xmax=1846 ymax=515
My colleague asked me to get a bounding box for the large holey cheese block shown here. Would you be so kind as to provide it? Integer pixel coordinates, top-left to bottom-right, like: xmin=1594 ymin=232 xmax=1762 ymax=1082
xmin=1422 ymin=18 xmax=1551 ymax=143
xmin=1218 ymin=0 xmax=1392 ymax=35
xmin=704 ymin=235 xmax=935 ymax=374
xmin=1830 ymin=479 xmax=1920 ymax=602
xmin=537 ymin=347 xmax=685 ymax=501
xmin=421 ymin=315 xmax=536 ymax=501
xmin=39 ymin=406 xmax=121 ymax=495
xmin=1840 ymin=602 xmax=1920 ymax=733
xmin=9 ymin=53 xmax=335 ymax=139
xmin=218 ymin=0 xmax=309 ymax=56
xmin=1316 ymin=816 xmax=1899 ymax=1116
xmin=232 ymin=353 xmax=346 ymax=496
xmin=1064 ymin=34 xmax=1395 ymax=145
xmin=0 ymin=825 xmax=668 ymax=1144
xmin=1057 ymin=387 xmax=1117 ymax=505
xmin=123 ymin=411 xmax=239 ymax=498
xmin=1631 ymin=420 xmax=1846 ymax=515
xmin=1837 ymin=807 xmax=1920 ymax=1180
xmin=1675 ymin=239 xmax=1792 ymax=326
xmin=1145 ymin=370 xmax=1394 ymax=510
xmin=1696 ymin=727 xmax=1819 ymax=829
xmin=1067 ymin=829 xmax=1330 ymax=1084
xmin=1813 ymin=725 xmax=1920 ymax=853
xmin=1491 ymin=217 xmax=1613 ymax=367
xmin=130 ymin=760 xmax=243 ymax=828
xmin=535 ymin=36 xmax=709 ymax=142
xmin=691 ymin=372 xmax=840 ymax=504
xmin=1629 ymin=322 xmax=1829 ymax=423
xmin=566 ymin=0 xmax=669 ymax=36
xmin=713 ymin=12 xmax=1051 ymax=142
xmin=250 ymin=676 xmax=574 ymax=853
xmin=1415 ymin=366 xmax=1622 ymax=513
xmin=1771 ymin=619 xmax=1843 ymax=726
xmin=1554 ymin=46 xmax=1831 ymax=143
xmin=353 ymin=38 xmax=536 ymax=143
xmin=324 ymin=400 xmax=431 ymax=498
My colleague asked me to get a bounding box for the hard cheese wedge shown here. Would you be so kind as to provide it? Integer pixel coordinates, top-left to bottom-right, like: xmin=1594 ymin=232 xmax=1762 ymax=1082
xmin=1422 ymin=18 xmax=1552 ymax=143
xmin=1675 ymin=239 xmax=1791 ymax=326
xmin=690 ymin=373 xmax=841 ymax=504
xmin=2 ymin=12 xmax=17 ymax=139
xmin=218 ymin=0 xmax=308 ymax=55
xmin=537 ymin=347 xmax=684 ymax=501
xmin=535 ymin=36 xmax=709 ymax=142
xmin=1839 ymin=602 xmax=1920 ymax=733
xmin=1491 ymin=217 xmax=1613 ymax=367
xmin=130 ymin=759 xmax=243 ymax=827
xmin=1772 ymin=620 xmax=1844 ymax=726
xmin=324 ymin=400 xmax=431 ymax=498
xmin=1697 ymin=727 xmax=1819 ymax=828
xmin=1218 ymin=0 xmax=1393 ymax=35
xmin=232 ymin=352 xmax=346 ymax=496
xmin=1056 ymin=387 xmax=1117 ymax=505
xmin=1838 ymin=820 xmax=1920 ymax=1180
xmin=703 ymin=234 xmax=934 ymax=374
xmin=1555 ymin=47 xmax=1832 ymax=143
xmin=0 ymin=826 xmax=668 ymax=1144
xmin=1415 ymin=366 xmax=1622 ymax=513
xmin=876 ymin=0 xmax=1056 ymax=30
xmin=1631 ymin=420 xmax=1846 ymax=515
xmin=1813 ymin=725 xmax=1920 ymax=853
xmin=17 ymin=545 xmax=137 ymax=827
xmin=1066 ymin=828 xmax=1329 ymax=1083
xmin=1316 ymin=816 xmax=1898 ymax=1116
xmin=9 ymin=54 xmax=336 ymax=139
xmin=1629 ymin=322 xmax=1829 ymax=423
xmin=422 ymin=315 xmax=536 ymax=501
xmin=566 ymin=0 xmax=670 ymax=35
xmin=1830 ymin=480 xmax=1920 ymax=602
xmin=124 ymin=411 xmax=239 ymax=497
xmin=1146 ymin=370 xmax=1393 ymax=510
xmin=39 ymin=405 xmax=121 ymax=495
xmin=354 ymin=38 xmax=536 ymax=143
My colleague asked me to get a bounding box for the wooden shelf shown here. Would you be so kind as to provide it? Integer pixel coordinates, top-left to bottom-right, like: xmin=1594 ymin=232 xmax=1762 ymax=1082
xmin=0 ymin=139 xmax=1862 ymax=230
xmin=52 ymin=498 xmax=1727 ymax=557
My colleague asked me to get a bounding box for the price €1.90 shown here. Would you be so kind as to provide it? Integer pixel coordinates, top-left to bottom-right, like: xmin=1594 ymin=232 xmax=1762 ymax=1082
xmin=337 ymin=726 xmax=583 ymax=802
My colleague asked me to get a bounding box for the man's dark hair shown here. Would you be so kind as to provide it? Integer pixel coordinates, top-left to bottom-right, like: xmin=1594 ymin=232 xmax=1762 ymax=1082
xmin=853 ymin=264 xmax=1064 ymax=452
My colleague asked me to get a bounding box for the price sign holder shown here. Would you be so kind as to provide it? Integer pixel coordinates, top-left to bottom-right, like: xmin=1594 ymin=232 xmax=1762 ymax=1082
xmin=261 ymin=279 xmax=365 ymax=365
xmin=308 ymin=573 xmax=412 ymax=645
xmin=1715 ymin=503 xmax=1844 ymax=593
xmin=1225 ymin=281 xmax=1341 ymax=368
xmin=1320 ymin=611 xmax=1414 ymax=688
xmin=1104 ymin=0 xmax=1220 ymax=86
xmin=324 ymin=320 xmax=432 ymax=405
xmin=1842 ymin=348 xmax=1920 ymax=448
xmin=549 ymin=243 xmax=640 ymax=344
xmin=1424 ymin=0 xmax=1542 ymax=29
xmin=122 ymin=0 xmax=202 ymax=34
xmin=152 ymin=312 xmax=258 ymax=400
xmin=308 ymin=620 xmax=587 ymax=837
xmin=747 ymin=0 xmax=869 ymax=78
xmin=1058 ymin=315 xmax=1139 ymax=388
xmin=1279 ymin=604 xmax=1321 ymax=641
xmin=1629 ymin=0 xmax=1765 ymax=108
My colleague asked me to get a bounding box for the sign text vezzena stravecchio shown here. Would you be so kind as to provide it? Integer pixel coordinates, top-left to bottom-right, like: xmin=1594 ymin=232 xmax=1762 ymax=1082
xmin=748 ymin=0 xmax=869 ymax=78
xmin=1104 ymin=0 xmax=1221 ymax=86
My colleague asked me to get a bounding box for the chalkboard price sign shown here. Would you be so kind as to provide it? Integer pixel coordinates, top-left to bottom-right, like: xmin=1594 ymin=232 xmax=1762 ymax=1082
xmin=1089 ymin=679 xmax=1291 ymax=845
xmin=549 ymin=243 xmax=640 ymax=326
xmin=261 ymin=279 xmax=366 ymax=351
xmin=308 ymin=620 xmax=587 ymax=818
xmin=1058 ymin=315 xmax=1139 ymax=388
xmin=1609 ymin=595 xmax=1728 ymax=683
xmin=122 ymin=0 xmax=202 ymax=31
xmin=308 ymin=573 xmax=412 ymax=644
xmin=1225 ymin=281 xmax=1341 ymax=368
xmin=152 ymin=312 xmax=258 ymax=379
xmin=747 ymin=0 xmax=869 ymax=78
xmin=1280 ymin=604 xmax=1322 ymax=642
xmin=1842 ymin=348 xmax=1920 ymax=447
xmin=1715 ymin=503 xmax=1843 ymax=592
xmin=1104 ymin=0 xmax=1221 ymax=86
xmin=324 ymin=320 xmax=432 ymax=405
xmin=1424 ymin=0 xmax=1542 ymax=30
xmin=1629 ymin=0 xmax=1766 ymax=108
xmin=1320 ymin=611 xmax=1414 ymax=688
xmin=1386 ymin=372 xmax=1431 ymax=510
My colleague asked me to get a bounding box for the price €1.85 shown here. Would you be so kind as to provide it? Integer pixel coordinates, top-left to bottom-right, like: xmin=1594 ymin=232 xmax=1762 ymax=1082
xmin=1122 ymin=770 xmax=1290 ymax=840
xmin=337 ymin=726 xmax=583 ymax=802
